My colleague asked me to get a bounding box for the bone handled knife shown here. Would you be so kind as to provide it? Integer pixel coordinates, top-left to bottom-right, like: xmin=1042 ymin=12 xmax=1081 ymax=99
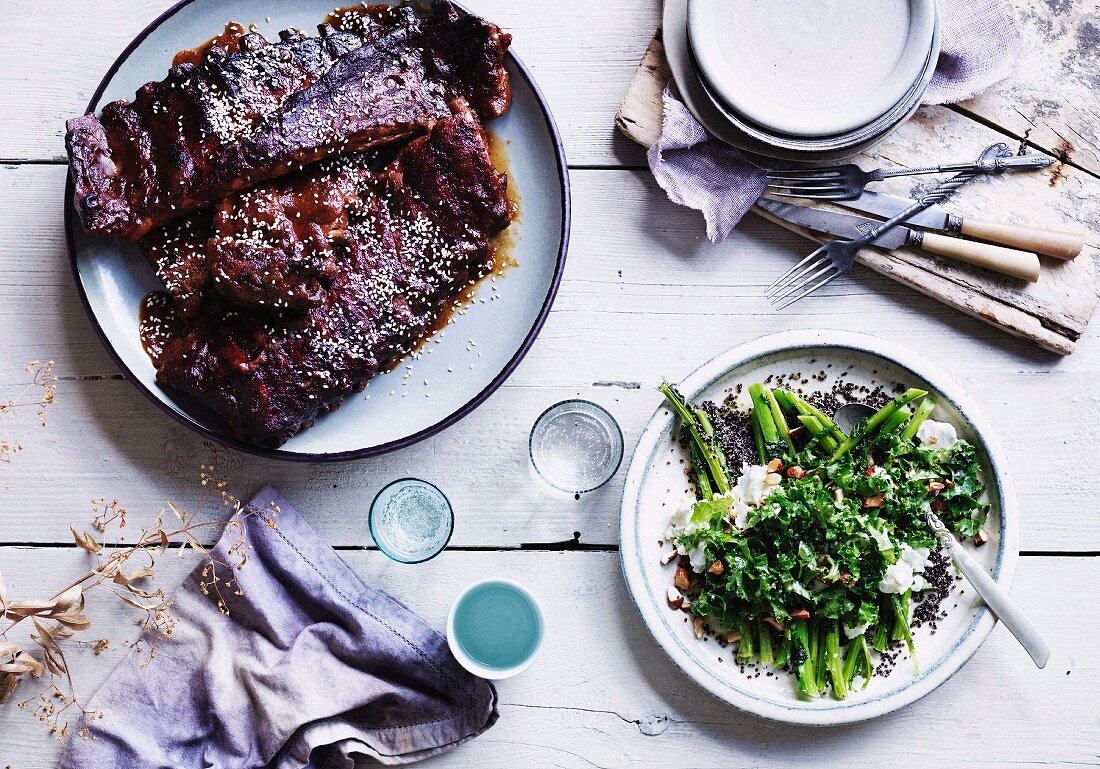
xmin=756 ymin=198 xmax=1041 ymax=282
xmin=837 ymin=190 xmax=1086 ymax=260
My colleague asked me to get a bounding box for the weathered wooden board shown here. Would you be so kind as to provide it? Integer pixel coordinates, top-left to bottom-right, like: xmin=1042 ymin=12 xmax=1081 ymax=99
xmin=616 ymin=3 xmax=1100 ymax=355
xmin=0 ymin=549 xmax=1096 ymax=768
xmin=3 ymin=164 xmax=1100 ymax=552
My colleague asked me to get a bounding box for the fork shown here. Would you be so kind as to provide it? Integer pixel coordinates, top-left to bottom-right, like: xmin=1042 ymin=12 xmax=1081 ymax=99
xmin=765 ymin=143 xmax=1052 ymax=201
xmin=764 ymin=147 xmax=1000 ymax=310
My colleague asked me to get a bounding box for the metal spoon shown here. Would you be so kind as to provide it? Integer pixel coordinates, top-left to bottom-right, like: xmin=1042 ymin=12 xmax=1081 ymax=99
xmin=833 ymin=403 xmax=1050 ymax=668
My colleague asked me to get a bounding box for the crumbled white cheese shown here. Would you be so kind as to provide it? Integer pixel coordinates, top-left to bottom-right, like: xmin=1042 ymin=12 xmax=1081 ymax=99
xmin=917 ymin=420 xmax=958 ymax=451
xmin=732 ymin=463 xmax=776 ymax=506
xmin=843 ymin=622 xmax=870 ymax=640
xmin=688 ymin=543 xmax=708 ymax=573
xmin=664 ymin=500 xmax=697 ymax=542
xmin=878 ymin=545 xmax=932 ymax=594
xmin=731 ymin=498 xmax=751 ymax=530
xmin=878 ymin=561 xmax=914 ymax=594
xmin=900 ymin=545 xmax=930 ymax=573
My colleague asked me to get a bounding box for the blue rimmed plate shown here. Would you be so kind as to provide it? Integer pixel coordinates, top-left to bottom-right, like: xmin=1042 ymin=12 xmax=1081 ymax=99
xmin=65 ymin=0 xmax=569 ymax=461
xmin=619 ymin=329 xmax=1018 ymax=725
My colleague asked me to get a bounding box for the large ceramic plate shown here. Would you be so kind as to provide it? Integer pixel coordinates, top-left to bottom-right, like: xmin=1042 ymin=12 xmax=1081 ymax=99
xmin=66 ymin=0 xmax=569 ymax=461
xmin=619 ymin=330 xmax=1018 ymax=725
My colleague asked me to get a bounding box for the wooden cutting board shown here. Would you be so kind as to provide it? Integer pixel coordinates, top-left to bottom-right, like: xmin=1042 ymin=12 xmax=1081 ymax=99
xmin=616 ymin=0 xmax=1100 ymax=355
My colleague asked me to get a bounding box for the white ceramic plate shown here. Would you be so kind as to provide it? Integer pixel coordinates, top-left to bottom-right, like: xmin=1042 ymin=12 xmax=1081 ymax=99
xmin=688 ymin=0 xmax=937 ymax=138
xmin=619 ymin=330 xmax=1018 ymax=725
xmin=66 ymin=0 xmax=569 ymax=461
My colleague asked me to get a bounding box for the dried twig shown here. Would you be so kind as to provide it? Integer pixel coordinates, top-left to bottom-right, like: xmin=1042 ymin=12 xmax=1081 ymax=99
xmin=0 ymin=444 xmax=270 ymax=742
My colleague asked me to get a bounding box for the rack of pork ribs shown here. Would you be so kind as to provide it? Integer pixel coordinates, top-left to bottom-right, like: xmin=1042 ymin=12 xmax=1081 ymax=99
xmin=66 ymin=1 xmax=516 ymax=448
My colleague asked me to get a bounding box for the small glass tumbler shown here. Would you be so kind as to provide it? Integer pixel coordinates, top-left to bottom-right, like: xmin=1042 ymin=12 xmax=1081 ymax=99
xmin=369 ymin=478 xmax=454 ymax=564
xmin=529 ymin=400 xmax=624 ymax=494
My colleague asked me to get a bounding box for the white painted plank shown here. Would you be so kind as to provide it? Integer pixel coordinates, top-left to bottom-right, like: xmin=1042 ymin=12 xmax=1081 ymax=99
xmin=0 ymin=549 xmax=1095 ymax=767
xmin=0 ymin=0 xmax=657 ymax=167
xmin=1 ymin=164 xmax=1100 ymax=550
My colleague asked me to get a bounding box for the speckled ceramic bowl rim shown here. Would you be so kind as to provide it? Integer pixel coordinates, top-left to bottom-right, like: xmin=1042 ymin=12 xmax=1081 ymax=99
xmin=619 ymin=329 xmax=1019 ymax=726
xmin=64 ymin=0 xmax=571 ymax=463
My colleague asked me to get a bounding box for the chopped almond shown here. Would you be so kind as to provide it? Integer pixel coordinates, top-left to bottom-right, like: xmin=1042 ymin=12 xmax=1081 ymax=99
xmin=707 ymin=560 xmax=725 ymax=576
xmin=863 ymin=493 xmax=886 ymax=508
xmin=865 ymin=464 xmax=876 ymax=477
xmin=674 ymin=567 xmax=691 ymax=591
xmin=763 ymin=616 xmax=785 ymax=632
xmin=660 ymin=549 xmax=679 ymax=565
xmin=725 ymin=630 xmax=743 ymax=644
xmin=764 ymin=472 xmax=783 ymax=487
xmin=834 ymin=488 xmax=845 ymax=504
xmin=666 ymin=585 xmax=684 ymax=610
xmin=766 ymin=458 xmax=784 ymax=474
xmin=789 ymin=608 xmax=811 ymax=620
xmin=680 ymin=598 xmax=693 ymax=613
xmin=974 ymin=528 xmax=989 ymax=547
xmin=787 ymin=466 xmax=806 ymax=479
xmin=693 ymin=616 xmax=706 ymax=639
xmin=927 ymin=481 xmax=946 ymax=494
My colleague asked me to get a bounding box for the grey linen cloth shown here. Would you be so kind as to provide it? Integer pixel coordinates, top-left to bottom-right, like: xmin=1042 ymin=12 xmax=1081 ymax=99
xmin=58 ymin=486 xmax=497 ymax=768
xmin=649 ymin=0 xmax=1024 ymax=242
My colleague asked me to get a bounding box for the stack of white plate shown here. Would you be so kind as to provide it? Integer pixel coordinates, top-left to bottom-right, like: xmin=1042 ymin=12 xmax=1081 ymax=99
xmin=663 ymin=0 xmax=940 ymax=161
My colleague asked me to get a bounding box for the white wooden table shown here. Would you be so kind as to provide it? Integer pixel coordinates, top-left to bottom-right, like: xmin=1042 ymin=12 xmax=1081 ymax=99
xmin=1 ymin=2 xmax=1098 ymax=766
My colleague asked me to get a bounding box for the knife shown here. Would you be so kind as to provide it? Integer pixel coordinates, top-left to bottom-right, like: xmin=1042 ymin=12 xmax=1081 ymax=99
xmin=756 ymin=198 xmax=1041 ymax=282
xmin=835 ymin=190 xmax=1085 ymax=260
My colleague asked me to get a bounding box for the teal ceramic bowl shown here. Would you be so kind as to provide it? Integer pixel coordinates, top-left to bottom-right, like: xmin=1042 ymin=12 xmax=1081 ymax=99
xmin=66 ymin=0 xmax=570 ymax=461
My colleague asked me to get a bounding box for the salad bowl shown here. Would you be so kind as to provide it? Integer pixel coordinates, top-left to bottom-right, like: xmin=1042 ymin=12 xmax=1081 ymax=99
xmin=619 ymin=329 xmax=1019 ymax=725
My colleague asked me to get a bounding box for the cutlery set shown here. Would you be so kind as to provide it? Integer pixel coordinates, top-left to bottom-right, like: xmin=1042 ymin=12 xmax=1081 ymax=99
xmin=763 ymin=143 xmax=1087 ymax=308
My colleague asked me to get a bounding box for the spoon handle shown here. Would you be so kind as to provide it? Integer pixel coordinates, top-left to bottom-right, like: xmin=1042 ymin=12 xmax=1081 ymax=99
xmin=945 ymin=535 xmax=1051 ymax=668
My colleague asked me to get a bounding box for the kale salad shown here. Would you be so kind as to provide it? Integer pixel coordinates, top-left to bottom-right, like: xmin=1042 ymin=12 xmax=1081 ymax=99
xmin=658 ymin=378 xmax=990 ymax=700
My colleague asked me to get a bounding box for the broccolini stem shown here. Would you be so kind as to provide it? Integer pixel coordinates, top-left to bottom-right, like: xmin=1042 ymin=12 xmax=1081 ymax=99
xmin=757 ymin=622 xmax=774 ymax=667
xmin=872 ymin=620 xmax=890 ymax=653
xmin=877 ymin=405 xmax=913 ymax=439
xmin=749 ymin=384 xmax=786 ymax=461
xmin=842 ymin=634 xmax=873 ymax=690
xmin=765 ymin=389 xmax=796 ymax=453
xmin=775 ymin=633 xmax=791 ymax=669
xmin=825 ymin=621 xmax=849 ymax=700
xmin=777 ymin=388 xmax=848 ymax=444
xmin=737 ymin=618 xmax=756 ymax=663
xmin=797 ymin=414 xmax=839 ymax=455
xmin=814 ymin=620 xmax=829 ymax=693
xmin=831 ymin=388 xmax=928 ymax=460
xmin=901 ymin=397 xmax=936 ymax=442
xmin=659 ymin=382 xmax=732 ymax=495
xmin=791 ymin=618 xmax=821 ymax=698
xmin=891 ymin=592 xmax=919 ymax=675
xmin=752 ymin=418 xmax=766 ymax=464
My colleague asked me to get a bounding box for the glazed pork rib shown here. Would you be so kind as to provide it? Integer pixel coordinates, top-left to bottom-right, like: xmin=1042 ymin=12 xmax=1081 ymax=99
xmin=153 ymin=101 xmax=513 ymax=448
xmin=66 ymin=0 xmax=511 ymax=242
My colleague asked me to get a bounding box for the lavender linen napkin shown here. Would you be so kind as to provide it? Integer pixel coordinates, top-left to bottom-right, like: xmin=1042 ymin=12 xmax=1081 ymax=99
xmin=648 ymin=0 xmax=1023 ymax=242
xmin=58 ymin=486 xmax=497 ymax=768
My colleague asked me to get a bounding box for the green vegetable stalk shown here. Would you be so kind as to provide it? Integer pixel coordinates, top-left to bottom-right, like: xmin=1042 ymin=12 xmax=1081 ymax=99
xmin=901 ymin=398 xmax=936 ymax=442
xmin=737 ymin=618 xmax=756 ymax=663
xmin=790 ymin=618 xmax=821 ymax=698
xmin=749 ymin=384 xmax=788 ymax=461
xmin=831 ymin=388 xmax=928 ymax=460
xmin=891 ymin=592 xmax=919 ymax=674
xmin=659 ymin=381 xmax=731 ymax=495
xmin=825 ymin=621 xmax=848 ymax=701
xmin=842 ymin=634 xmax=873 ymax=690
xmin=757 ymin=622 xmax=775 ymax=667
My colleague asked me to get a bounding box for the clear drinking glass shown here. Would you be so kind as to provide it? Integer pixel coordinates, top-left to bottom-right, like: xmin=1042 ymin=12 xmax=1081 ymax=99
xmin=369 ymin=478 xmax=454 ymax=564
xmin=528 ymin=400 xmax=624 ymax=494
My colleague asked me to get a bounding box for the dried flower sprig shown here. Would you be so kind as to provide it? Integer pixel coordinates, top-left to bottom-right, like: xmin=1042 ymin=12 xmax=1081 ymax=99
xmin=0 ymin=445 xmax=267 ymax=742
xmin=0 ymin=361 xmax=58 ymax=478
